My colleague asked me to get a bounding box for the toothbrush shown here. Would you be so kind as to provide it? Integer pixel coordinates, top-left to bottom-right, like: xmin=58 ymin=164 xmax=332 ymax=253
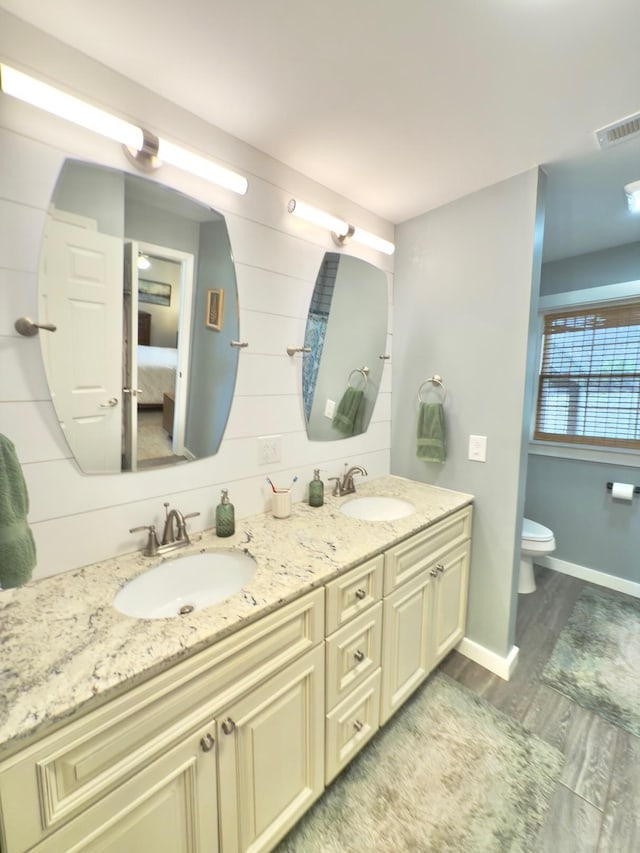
xmin=265 ymin=477 xmax=277 ymax=492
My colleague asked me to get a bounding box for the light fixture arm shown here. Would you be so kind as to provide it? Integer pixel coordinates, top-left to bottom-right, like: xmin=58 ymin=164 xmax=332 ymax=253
xmin=122 ymin=129 xmax=161 ymax=172
xmin=287 ymin=197 xmax=394 ymax=255
xmin=331 ymin=224 xmax=355 ymax=247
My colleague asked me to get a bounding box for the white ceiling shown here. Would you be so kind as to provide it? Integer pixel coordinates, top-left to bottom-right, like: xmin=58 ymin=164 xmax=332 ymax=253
xmin=2 ymin=0 xmax=640 ymax=257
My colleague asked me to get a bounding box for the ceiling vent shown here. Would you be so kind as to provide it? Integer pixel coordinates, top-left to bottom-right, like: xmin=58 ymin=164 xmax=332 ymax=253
xmin=595 ymin=112 xmax=640 ymax=148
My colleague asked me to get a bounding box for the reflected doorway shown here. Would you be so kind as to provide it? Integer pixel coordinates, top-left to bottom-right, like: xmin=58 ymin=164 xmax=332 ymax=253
xmin=122 ymin=242 xmax=195 ymax=471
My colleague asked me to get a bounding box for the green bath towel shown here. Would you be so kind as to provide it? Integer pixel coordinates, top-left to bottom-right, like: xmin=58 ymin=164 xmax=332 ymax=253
xmin=0 ymin=434 xmax=36 ymax=588
xmin=416 ymin=402 xmax=446 ymax=463
xmin=332 ymin=387 xmax=365 ymax=437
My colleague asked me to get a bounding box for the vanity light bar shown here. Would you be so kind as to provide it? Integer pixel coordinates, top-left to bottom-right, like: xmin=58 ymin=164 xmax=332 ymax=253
xmin=156 ymin=137 xmax=248 ymax=195
xmin=0 ymin=63 xmax=145 ymax=151
xmin=287 ymin=198 xmax=395 ymax=255
xmin=0 ymin=63 xmax=249 ymax=196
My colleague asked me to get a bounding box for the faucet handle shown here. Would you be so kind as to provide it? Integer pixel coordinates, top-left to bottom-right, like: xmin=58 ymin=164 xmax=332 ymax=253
xmin=179 ymin=511 xmax=200 ymax=542
xmin=129 ymin=524 xmax=159 ymax=556
xmin=327 ymin=477 xmax=341 ymax=497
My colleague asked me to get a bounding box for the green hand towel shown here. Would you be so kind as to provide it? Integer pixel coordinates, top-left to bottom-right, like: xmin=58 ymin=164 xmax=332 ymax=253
xmin=0 ymin=434 xmax=36 ymax=588
xmin=332 ymin=387 xmax=365 ymax=437
xmin=416 ymin=402 xmax=446 ymax=463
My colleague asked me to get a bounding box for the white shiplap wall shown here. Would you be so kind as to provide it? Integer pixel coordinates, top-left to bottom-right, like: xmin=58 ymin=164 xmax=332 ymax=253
xmin=0 ymin=12 xmax=394 ymax=580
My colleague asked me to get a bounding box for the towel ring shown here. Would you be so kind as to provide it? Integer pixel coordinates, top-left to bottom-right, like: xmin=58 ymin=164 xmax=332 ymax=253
xmin=348 ymin=367 xmax=369 ymax=390
xmin=417 ymin=374 xmax=447 ymax=404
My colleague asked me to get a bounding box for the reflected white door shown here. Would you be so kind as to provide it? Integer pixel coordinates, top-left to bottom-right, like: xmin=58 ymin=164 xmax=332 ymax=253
xmin=122 ymin=242 xmax=139 ymax=471
xmin=40 ymin=215 xmax=123 ymax=473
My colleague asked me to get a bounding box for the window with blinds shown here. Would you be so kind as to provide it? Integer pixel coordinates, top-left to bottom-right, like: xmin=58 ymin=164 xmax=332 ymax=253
xmin=534 ymin=301 xmax=640 ymax=449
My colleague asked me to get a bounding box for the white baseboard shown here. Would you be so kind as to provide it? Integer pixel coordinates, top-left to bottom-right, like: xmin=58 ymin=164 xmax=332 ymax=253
xmin=456 ymin=637 xmax=520 ymax=681
xmin=538 ymin=556 xmax=640 ymax=599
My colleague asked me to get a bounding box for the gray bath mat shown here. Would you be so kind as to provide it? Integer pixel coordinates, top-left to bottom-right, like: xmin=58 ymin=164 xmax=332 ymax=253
xmin=542 ymin=586 xmax=640 ymax=737
xmin=276 ymin=672 xmax=563 ymax=852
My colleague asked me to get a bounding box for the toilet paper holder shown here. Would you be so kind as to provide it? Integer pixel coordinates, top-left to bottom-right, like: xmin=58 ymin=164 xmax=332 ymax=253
xmin=606 ymin=481 xmax=640 ymax=494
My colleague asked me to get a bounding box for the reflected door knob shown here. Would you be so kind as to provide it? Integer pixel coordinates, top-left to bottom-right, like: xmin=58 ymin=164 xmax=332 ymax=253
xmin=99 ymin=397 xmax=118 ymax=408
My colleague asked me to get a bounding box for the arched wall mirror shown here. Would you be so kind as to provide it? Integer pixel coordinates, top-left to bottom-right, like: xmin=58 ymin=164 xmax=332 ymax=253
xmin=38 ymin=159 xmax=240 ymax=474
xmin=303 ymin=252 xmax=388 ymax=440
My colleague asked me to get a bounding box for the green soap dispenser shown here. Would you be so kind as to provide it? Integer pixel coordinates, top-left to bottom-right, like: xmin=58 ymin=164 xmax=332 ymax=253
xmin=216 ymin=488 xmax=235 ymax=537
xmin=309 ymin=469 xmax=324 ymax=507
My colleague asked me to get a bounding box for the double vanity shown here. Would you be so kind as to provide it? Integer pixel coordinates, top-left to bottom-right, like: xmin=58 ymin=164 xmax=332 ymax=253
xmin=0 ymin=476 xmax=473 ymax=853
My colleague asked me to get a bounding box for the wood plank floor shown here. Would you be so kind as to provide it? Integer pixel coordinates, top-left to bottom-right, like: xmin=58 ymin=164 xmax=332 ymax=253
xmin=440 ymin=567 xmax=639 ymax=853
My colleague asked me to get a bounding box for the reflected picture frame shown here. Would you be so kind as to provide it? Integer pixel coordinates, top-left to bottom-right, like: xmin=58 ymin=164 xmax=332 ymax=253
xmin=205 ymin=288 xmax=224 ymax=330
xmin=139 ymin=278 xmax=171 ymax=307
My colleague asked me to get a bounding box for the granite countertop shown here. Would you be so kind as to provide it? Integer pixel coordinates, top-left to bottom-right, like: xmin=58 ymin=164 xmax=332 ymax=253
xmin=0 ymin=475 xmax=472 ymax=757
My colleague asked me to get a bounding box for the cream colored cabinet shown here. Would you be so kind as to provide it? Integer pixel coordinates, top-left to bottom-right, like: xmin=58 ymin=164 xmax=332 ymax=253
xmin=0 ymin=589 xmax=324 ymax=853
xmin=324 ymin=555 xmax=383 ymax=784
xmin=29 ymin=725 xmax=219 ymax=852
xmin=217 ymin=645 xmax=324 ymax=853
xmin=380 ymin=507 xmax=472 ymax=724
xmin=432 ymin=541 xmax=470 ymax=665
xmin=380 ymin=568 xmax=435 ymax=724
xmin=0 ymin=506 xmax=473 ymax=853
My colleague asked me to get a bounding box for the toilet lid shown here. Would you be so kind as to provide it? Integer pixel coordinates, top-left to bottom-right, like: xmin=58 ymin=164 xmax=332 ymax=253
xmin=522 ymin=518 xmax=554 ymax=542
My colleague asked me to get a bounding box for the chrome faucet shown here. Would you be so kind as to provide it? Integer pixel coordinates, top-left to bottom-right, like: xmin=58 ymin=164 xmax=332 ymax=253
xmin=130 ymin=502 xmax=200 ymax=556
xmin=328 ymin=463 xmax=368 ymax=497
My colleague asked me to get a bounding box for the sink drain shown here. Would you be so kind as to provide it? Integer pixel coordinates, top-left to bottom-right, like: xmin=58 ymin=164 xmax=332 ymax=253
xmin=178 ymin=604 xmax=195 ymax=616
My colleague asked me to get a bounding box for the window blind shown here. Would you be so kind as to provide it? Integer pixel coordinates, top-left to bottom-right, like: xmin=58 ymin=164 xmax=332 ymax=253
xmin=534 ymin=301 xmax=640 ymax=449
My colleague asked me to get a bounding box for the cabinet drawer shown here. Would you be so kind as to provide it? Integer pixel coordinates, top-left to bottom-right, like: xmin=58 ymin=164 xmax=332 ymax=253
xmin=0 ymin=587 xmax=323 ymax=852
xmin=325 ymin=669 xmax=381 ymax=784
xmin=384 ymin=505 xmax=472 ymax=594
xmin=325 ymin=553 xmax=383 ymax=634
xmin=326 ymin=602 xmax=382 ymax=710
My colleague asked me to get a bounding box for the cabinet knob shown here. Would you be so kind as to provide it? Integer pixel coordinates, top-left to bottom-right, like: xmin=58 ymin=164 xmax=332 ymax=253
xmin=355 ymin=588 xmax=367 ymax=600
xmin=200 ymin=733 xmax=215 ymax=752
xmin=354 ymin=649 xmax=365 ymax=662
xmin=221 ymin=717 xmax=236 ymax=735
xmin=353 ymin=719 xmax=364 ymax=732
xmin=430 ymin=568 xmax=439 ymax=578
xmin=436 ymin=563 xmax=445 ymax=573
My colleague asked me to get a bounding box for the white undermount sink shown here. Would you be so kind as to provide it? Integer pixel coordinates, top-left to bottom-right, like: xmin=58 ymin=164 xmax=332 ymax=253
xmin=114 ymin=551 xmax=257 ymax=619
xmin=340 ymin=496 xmax=416 ymax=521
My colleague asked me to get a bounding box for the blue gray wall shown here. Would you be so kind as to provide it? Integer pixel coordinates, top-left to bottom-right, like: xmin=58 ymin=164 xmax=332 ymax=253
xmin=525 ymin=241 xmax=640 ymax=584
xmin=392 ymin=168 xmax=544 ymax=659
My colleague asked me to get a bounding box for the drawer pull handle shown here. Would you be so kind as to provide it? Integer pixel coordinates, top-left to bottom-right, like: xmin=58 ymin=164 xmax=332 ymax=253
xmin=354 ymin=649 xmax=365 ymax=662
xmin=436 ymin=563 xmax=445 ymax=573
xmin=221 ymin=718 xmax=236 ymax=735
xmin=355 ymin=588 xmax=367 ymax=600
xmin=200 ymin=733 xmax=215 ymax=752
xmin=430 ymin=568 xmax=439 ymax=578
xmin=353 ymin=719 xmax=364 ymax=732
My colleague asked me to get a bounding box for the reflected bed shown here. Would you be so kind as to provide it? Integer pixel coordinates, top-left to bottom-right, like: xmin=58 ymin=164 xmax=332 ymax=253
xmin=137 ymin=345 xmax=177 ymax=406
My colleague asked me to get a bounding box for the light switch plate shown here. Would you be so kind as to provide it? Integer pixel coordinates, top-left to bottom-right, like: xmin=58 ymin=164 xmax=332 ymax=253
xmin=258 ymin=435 xmax=281 ymax=465
xmin=324 ymin=399 xmax=336 ymax=419
xmin=468 ymin=434 xmax=487 ymax=462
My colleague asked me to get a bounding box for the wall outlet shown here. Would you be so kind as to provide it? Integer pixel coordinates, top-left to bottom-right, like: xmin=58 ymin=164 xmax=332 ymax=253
xmin=468 ymin=434 xmax=487 ymax=462
xmin=258 ymin=435 xmax=281 ymax=465
xmin=324 ymin=399 xmax=336 ymax=419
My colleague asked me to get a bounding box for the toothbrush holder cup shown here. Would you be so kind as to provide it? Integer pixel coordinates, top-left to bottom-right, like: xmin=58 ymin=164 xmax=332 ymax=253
xmin=272 ymin=491 xmax=291 ymax=519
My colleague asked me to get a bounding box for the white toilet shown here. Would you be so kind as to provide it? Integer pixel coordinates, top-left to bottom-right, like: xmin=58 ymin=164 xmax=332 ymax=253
xmin=519 ymin=518 xmax=556 ymax=594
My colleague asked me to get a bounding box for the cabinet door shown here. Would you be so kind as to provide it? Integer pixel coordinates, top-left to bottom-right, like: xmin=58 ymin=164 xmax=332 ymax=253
xmin=30 ymin=725 xmax=218 ymax=853
xmin=380 ymin=571 xmax=435 ymax=725
xmin=217 ymin=645 xmax=324 ymax=853
xmin=432 ymin=542 xmax=470 ymax=665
